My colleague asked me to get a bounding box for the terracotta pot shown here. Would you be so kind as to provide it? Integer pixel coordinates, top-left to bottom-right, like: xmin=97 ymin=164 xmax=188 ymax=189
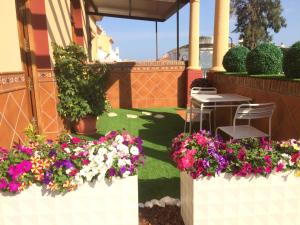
xmin=73 ymin=115 xmax=97 ymax=135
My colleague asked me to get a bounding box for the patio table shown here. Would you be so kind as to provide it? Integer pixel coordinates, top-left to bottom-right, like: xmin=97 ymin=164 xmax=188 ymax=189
xmin=189 ymin=93 xmax=252 ymax=133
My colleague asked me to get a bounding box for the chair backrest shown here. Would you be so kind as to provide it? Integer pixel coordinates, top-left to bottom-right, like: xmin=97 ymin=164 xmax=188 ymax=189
xmin=191 ymin=87 xmax=217 ymax=95
xmin=234 ymin=103 xmax=275 ymax=121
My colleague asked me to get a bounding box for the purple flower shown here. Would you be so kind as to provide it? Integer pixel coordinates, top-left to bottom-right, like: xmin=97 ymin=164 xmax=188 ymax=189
xmin=43 ymin=170 xmax=53 ymax=185
xmin=48 ymin=149 xmax=57 ymax=157
xmin=108 ymin=168 xmax=116 ymax=177
xmin=202 ymin=159 xmax=210 ymax=169
xmin=47 ymin=139 xmax=53 ymax=144
xmin=17 ymin=145 xmax=33 ymax=156
xmin=119 ymin=166 xmax=126 ymax=175
xmin=131 ymin=155 xmax=139 ymax=164
xmin=129 ymin=165 xmax=135 ymax=175
xmin=0 ymin=178 xmax=8 ymax=189
xmin=54 ymin=160 xmax=73 ymax=169
xmin=8 ymin=181 xmax=20 ymax=192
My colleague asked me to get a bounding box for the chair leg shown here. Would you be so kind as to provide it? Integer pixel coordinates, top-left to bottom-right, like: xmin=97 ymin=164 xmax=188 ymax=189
xmin=209 ymin=113 xmax=212 ymax=133
xmin=184 ymin=109 xmax=188 ymax=133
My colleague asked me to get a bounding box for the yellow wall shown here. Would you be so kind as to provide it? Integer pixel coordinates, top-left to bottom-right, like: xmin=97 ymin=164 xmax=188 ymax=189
xmin=0 ymin=0 xmax=23 ymax=72
xmin=98 ymin=34 xmax=113 ymax=54
xmin=45 ymin=0 xmax=73 ymax=66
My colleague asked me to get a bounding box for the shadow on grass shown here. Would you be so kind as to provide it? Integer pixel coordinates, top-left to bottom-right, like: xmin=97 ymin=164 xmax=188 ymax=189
xmin=138 ymin=177 xmax=180 ymax=202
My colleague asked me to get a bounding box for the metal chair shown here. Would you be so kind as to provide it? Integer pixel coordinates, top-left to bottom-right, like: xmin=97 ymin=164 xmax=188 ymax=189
xmin=184 ymin=87 xmax=217 ymax=133
xmin=216 ymin=103 xmax=275 ymax=141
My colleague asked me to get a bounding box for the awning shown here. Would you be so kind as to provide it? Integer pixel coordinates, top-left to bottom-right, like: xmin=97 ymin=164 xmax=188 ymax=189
xmin=85 ymin=0 xmax=189 ymax=22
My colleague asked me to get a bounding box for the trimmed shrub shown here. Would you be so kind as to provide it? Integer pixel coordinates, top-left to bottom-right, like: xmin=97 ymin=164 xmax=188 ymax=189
xmin=246 ymin=43 xmax=283 ymax=75
xmin=283 ymin=41 xmax=300 ymax=78
xmin=222 ymin=46 xmax=250 ymax=72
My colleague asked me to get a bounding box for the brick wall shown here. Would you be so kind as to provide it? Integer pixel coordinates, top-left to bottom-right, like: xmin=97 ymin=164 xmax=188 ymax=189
xmin=106 ymin=61 xmax=187 ymax=108
xmin=208 ymin=72 xmax=300 ymax=141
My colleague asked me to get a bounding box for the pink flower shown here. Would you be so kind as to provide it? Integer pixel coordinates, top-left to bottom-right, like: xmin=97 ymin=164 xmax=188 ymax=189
xmin=237 ymin=148 xmax=246 ymax=161
xmin=0 ymin=178 xmax=8 ymax=189
xmin=276 ymin=163 xmax=284 ymax=172
xmin=264 ymin=155 xmax=272 ymax=165
xmin=98 ymin=137 xmax=106 ymax=144
xmin=61 ymin=143 xmax=68 ymax=149
xmin=227 ymin=148 xmax=233 ymax=154
xmin=8 ymin=181 xmax=20 ymax=192
xmin=71 ymin=137 xmax=81 ymax=144
xmin=265 ymin=166 xmax=272 ymax=174
xmin=82 ymin=159 xmax=90 ymax=165
xmin=177 ymin=153 xmax=195 ymax=170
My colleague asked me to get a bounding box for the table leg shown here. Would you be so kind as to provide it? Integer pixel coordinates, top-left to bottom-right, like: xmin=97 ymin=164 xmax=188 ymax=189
xmin=214 ymin=102 xmax=216 ymax=131
xmin=200 ymin=103 xmax=203 ymax=131
xmin=229 ymin=101 xmax=233 ymax=125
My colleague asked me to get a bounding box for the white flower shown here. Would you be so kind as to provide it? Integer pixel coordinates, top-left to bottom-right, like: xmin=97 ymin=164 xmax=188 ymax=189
xmin=85 ymin=173 xmax=94 ymax=182
xmin=98 ymin=147 xmax=108 ymax=154
xmin=118 ymin=159 xmax=127 ymax=167
xmin=74 ymin=147 xmax=84 ymax=153
xmin=115 ymin=135 xmax=124 ymax=144
xmin=130 ymin=146 xmax=140 ymax=155
xmin=64 ymin=148 xmax=71 ymax=153
xmin=122 ymin=171 xmax=131 ymax=178
xmin=108 ymin=146 xmax=117 ymax=153
xmin=74 ymin=174 xmax=84 ymax=185
xmin=117 ymin=144 xmax=129 ymax=154
xmin=282 ymin=153 xmax=292 ymax=166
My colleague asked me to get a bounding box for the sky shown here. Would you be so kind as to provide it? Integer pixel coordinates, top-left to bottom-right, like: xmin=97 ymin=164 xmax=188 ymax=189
xmin=98 ymin=0 xmax=300 ymax=60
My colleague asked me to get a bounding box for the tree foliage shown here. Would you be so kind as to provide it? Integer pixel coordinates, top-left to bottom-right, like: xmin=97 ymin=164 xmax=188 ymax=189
xmin=231 ymin=0 xmax=286 ymax=49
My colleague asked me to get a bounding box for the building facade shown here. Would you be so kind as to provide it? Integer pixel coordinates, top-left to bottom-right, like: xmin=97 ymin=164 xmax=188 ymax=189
xmin=0 ymin=0 xmax=99 ymax=148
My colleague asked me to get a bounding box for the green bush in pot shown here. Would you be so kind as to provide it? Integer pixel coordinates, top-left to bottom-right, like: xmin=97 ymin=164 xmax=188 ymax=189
xmin=53 ymin=43 xmax=107 ymax=133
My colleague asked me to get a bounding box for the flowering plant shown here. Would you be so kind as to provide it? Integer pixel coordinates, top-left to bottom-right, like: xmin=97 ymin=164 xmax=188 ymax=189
xmin=170 ymin=131 xmax=300 ymax=179
xmin=0 ymin=130 xmax=144 ymax=194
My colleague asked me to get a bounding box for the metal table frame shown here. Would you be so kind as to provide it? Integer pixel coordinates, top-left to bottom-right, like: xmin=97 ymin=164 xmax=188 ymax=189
xmin=189 ymin=93 xmax=252 ymax=133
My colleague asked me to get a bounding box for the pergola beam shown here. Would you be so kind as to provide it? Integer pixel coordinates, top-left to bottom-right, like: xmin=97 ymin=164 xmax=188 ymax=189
xmin=87 ymin=11 xmax=165 ymax=22
xmin=86 ymin=0 xmax=188 ymax=22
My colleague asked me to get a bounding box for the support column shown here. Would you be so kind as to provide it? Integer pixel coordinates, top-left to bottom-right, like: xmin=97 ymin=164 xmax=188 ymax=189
xmin=187 ymin=0 xmax=201 ymax=105
xmin=210 ymin=0 xmax=230 ymax=72
xmin=27 ymin=0 xmax=64 ymax=138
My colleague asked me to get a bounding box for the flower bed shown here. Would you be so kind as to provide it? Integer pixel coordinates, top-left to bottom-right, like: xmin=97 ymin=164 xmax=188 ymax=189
xmin=171 ymin=131 xmax=300 ymax=225
xmin=0 ymin=130 xmax=144 ymax=225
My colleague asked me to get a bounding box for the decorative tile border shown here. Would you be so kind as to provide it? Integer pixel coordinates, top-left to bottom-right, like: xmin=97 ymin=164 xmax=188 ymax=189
xmin=108 ymin=60 xmax=187 ymax=72
xmin=37 ymin=69 xmax=56 ymax=82
xmin=0 ymin=72 xmax=25 ymax=85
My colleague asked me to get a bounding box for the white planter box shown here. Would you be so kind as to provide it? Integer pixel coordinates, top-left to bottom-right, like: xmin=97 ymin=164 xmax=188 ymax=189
xmin=181 ymin=172 xmax=300 ymax=225
xmin=0 ymin=175 xmax=138 ymax=225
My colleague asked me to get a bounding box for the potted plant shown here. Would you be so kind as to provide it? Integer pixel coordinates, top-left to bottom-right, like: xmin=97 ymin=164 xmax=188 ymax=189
xmin=0 ymin=129 xmax=144 ymax=225
xmin=170 ymin=131 xmax=300 ymax=225
xmin=53 ymin=43 xmax=107 ymax=135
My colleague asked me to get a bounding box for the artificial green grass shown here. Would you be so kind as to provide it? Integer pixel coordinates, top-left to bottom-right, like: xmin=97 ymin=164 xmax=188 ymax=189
xmin=224 ymin=72 xmax=300 ymax=82
xmin=91 ymin=108 xmax=184 ymax=202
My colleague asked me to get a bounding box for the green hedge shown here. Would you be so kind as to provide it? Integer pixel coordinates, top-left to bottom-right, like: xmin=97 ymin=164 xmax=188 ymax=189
xmin=246 ymin=43 xmax=283 ymax=75
xmin=222 ymin=46 xmax=250 ymax=73
xmin=283 ymin=41 xmax=300 ymax=79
